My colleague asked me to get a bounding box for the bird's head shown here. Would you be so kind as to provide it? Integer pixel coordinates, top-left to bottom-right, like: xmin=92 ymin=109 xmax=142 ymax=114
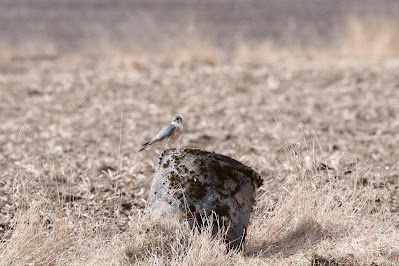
xmin=172 ymin=116 xmax=183 ymax=125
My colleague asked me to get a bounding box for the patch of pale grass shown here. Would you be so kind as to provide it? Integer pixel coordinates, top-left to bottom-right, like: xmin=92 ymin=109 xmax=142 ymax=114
xmin=245 ymin=136 xmax=399 ymax=265
xmin=2 ymin=205 xmax=71 ymax=265
xmin=0 ymin=43 xmax=12 ymax=72
xmin=1 ymin=203 xmax=121 ymax=265
xmin=1 ymin=205 xmax=243 ymax=265
xmin=340 ymin=16 xmax=399 ymax=58
xmin=121 ymin=214 xmax=243 ymax=265
xmin=84 ymin=34 xmax=224 ymax=70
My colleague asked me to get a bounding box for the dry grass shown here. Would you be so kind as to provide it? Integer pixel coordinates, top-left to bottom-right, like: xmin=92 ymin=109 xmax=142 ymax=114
xmin=1 ymin=14 xmax=399 ymax=265
xmin=247 ymin=142 xmax=399 ymax=265
xmin=340 ymin=16 xmax=399 ymax=58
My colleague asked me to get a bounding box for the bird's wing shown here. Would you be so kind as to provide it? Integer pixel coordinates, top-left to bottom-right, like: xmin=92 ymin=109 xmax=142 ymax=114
xmin=153 ymin=124 xmax=176 ymax=141
xmin=138 ymin=124 xmax=177 ymax=152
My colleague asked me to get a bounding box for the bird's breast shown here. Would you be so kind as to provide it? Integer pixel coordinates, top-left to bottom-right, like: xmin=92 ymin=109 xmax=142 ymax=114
xmin=163 ymin=125 xmax=182 ymax=144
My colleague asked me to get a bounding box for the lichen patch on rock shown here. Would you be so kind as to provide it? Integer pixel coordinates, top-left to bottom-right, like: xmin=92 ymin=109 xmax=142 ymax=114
xmin=145 ymin=148 xmax=261 ymax=249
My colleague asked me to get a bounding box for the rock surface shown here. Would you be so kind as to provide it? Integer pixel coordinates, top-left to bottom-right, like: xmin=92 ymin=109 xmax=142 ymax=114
xmin=145 ymin=148 xmax=263 ymax=249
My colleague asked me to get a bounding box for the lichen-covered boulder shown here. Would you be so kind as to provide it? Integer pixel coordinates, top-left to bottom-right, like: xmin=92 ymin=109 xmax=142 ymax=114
xmin=145 ymin=148 xmax=263 ymax=249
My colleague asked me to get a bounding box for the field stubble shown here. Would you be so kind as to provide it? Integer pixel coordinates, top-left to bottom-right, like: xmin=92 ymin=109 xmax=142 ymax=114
xmin=1 ymin=46 xmax=399 ymax=264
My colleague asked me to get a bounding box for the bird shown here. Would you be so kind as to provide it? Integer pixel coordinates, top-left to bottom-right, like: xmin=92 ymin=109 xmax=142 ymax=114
xmin=138 ymin=116 xmax=183 ymax=152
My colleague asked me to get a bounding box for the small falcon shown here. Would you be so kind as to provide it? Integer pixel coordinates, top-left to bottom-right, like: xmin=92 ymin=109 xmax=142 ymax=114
xmin=138 ymin=116 xmax=183 ymax=152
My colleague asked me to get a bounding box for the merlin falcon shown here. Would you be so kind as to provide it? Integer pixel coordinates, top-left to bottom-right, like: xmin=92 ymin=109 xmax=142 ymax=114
xmin=138 ymin=116 xmax=183 ymax=152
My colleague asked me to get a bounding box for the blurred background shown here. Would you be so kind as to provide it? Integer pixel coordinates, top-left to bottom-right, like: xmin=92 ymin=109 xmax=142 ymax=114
xmin=1 ymin=0 xmax=399 ymax=64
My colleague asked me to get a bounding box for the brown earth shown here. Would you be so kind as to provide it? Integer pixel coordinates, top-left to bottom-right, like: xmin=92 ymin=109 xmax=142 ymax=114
xmin=1 ymin=55 xmax=398 ymax=264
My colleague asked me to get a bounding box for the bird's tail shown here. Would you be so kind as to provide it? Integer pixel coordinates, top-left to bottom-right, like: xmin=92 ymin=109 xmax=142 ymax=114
xmin=138 ymin=141 xmax=150 ymax=152
xmin=138 ymin=139 xmax=157 ymax=152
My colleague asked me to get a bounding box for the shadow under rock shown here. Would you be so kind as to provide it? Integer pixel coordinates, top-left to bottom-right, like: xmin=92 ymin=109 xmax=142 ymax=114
xmin=245 ymin=217 xmax=332 ymax=258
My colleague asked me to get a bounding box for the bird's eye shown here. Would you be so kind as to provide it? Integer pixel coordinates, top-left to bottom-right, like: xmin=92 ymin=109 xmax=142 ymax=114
xmin=174 ymin=116 xmax=182 ymax=123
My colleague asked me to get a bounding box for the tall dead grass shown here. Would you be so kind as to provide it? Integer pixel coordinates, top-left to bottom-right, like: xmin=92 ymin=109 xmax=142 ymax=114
xmin=340 ymin=16 xmax=399 ymax=57
xmin=2 ymin=132 xmax=398 ymax=265
xmin=231 ymin=15 xmax=399 ymax=66
xmin=246 ymin=136 xmax=399 ymax=264
xmin=114 ymin=15 xmax=399 ymax=68
xmin=1 ymin=16 xmax=398 ymax=70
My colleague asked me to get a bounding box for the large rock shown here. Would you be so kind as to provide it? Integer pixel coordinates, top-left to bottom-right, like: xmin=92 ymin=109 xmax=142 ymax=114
xmin=145 ymin=148 xmax=263 ymax=249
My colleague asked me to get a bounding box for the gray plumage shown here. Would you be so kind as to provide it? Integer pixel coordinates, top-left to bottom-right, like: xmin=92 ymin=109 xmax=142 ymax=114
xmin=154 ymin=124 xmax=176 ymax=142
xmin=138 ymin=124 xmax=176 ymax=151
xmin=139 ymin=117 xmax=183 ymax=152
